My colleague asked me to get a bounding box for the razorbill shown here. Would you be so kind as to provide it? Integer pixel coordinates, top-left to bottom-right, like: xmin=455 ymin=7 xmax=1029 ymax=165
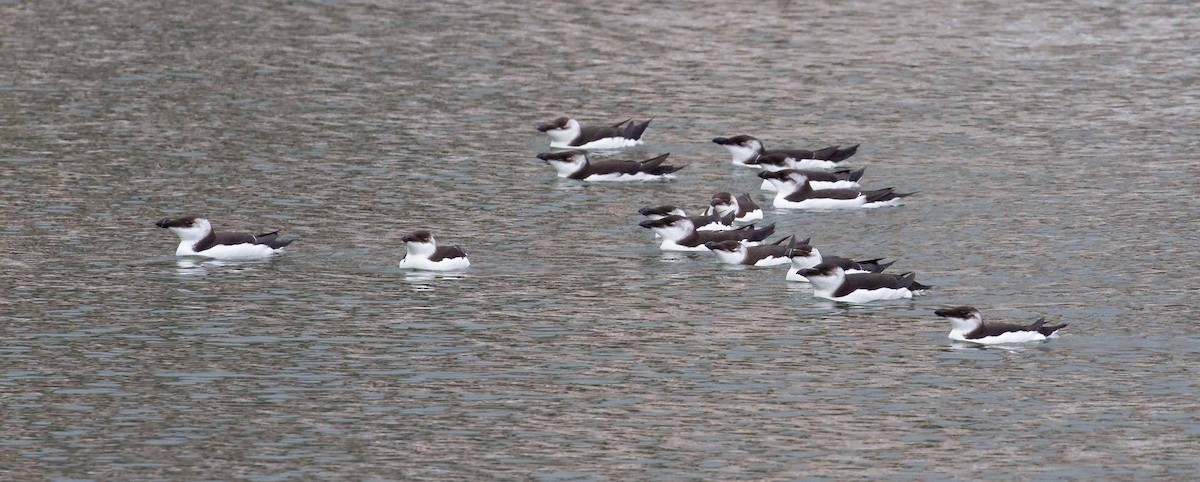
xmin=537 ymin=151 xmax=685 ymax=181
xmin=758 ymin=169 xmax=914 ymax=209
xmin=751 ymin=153 xmax=865 ymax=191
xmin=704 ymin=235 xmax=808 ymax=267
xmin=639 ymin=205 xmax=735 ymax=232
xmin=707 ymin=192 xmax=763 ymax=222
xmin=785 ymin=244 xmax=895 ymax=282
xmin=712 ymin=135 xmax=859 ymax=169
xmin=796 ymin=262 xmax=931 ymax=303
xmin=156 ymin=216 xmax=294 ymax=260
xmin=638 ymin=215 xmax=776 ymax=251
xmin=537 ymin=116 xmax=650 ymax=149
xmin=935 ymin=306 xmax=1068 ymax=344
xmin=398 ymin=230 xmax=470 ymax=271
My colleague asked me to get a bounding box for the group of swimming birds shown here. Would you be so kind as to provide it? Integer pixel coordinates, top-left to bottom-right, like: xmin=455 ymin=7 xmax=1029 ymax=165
xmin=156 ymin=116 xmax=1067 ymax=345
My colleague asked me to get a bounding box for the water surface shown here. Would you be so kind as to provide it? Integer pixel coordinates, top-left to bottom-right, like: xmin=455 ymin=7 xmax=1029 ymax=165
xmin=2 ymin=0 xmax=1198 ymax=479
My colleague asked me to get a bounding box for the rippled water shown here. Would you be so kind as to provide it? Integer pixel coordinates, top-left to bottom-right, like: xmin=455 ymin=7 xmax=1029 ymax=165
xmin=2 ymin=0 xmax=1199 ymax=479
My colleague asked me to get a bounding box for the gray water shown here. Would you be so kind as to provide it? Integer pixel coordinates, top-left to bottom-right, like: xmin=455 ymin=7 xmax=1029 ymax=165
xmin=2 ymin=0 xmax=1199 ymax=479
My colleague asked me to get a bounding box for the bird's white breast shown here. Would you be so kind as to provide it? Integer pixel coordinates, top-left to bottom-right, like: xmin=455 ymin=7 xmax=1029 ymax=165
xmin=949 ymin=330 xmax=1046 ymax=345
xmin=722 ymin=145 xmax=760 ymax=167
xmin=581 ymin=172 xmax=673 ymax=182
xmin=816 ymin=287 xmax=912 ymax=304
xmin=752 ymin=256 xmax=791 ymax=267
xmin=553 ymin=137 xmax=642 ymax=150
xmin=399 ymin=256 xmax=470 ymax=271
xmin=659 ymin=240 xmax=712 ymax=252
xmin=861 ymin=198 xmax=905 ymax=209
xmin=761 ymin=179 xmax=858 ymax=191
xmin=710 ymin=249 xmax=748 ymax=264
xmin=177 ymin=241 xmax=279 ymax=260
xmin=789 ymin=158 xmax=839 ymax=170
xmin=735 ymin=209 xmax=764 ymax=222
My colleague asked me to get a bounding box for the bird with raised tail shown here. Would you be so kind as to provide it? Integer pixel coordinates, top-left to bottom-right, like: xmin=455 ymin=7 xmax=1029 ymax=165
xmin=156 ymin=216 xmax=294 ymax=260
xmin=935 ymin=306 xmax=1067 ymax=344
xmin=712 ymin=135 xmax=859 ymax=169
xmin=399 ymin=230 xmax=470 ymax=271
xmin=705 ymin=235 xmax=808 ymax=266
xmin=785 ymin=244 xmax=894 ymax=282
xmin=638 ymin=214 xmax=775 ymax=251
xmin=758 ymin=169 xmax=914 ymax=209
xmin=750 ymin=153 xmax=866 ymax=191
xmin=537 ymin=116 xmax=651 ymax=149
xmin=537 ymin=151 xmax=684 ymax=181
xmin=639 ymin=206 xmax=735 ymax=232
xmin=795 ymin=262 xmax=931 ymax=303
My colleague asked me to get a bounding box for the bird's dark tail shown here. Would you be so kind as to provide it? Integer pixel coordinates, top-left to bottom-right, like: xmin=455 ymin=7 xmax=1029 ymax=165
xmin=651 ymin=164 xmax=686 ymax=175
xmin=255 ymin=231 xmax=295 ymax=249
xmin=908 ymin=277 xmax=933 ymax=291
xmin=1041 ymin=323 xmax=1068 ymax=336
xmin=625 ymin=119 xmax=652 ymax=140
xmin=1031 ymin=318 xmax=1068 ymax=336
xmin=863 ymin=188 xmax=899 ymax=204
xmin=846 ymin=167 xmax=867 ymax=182
xmin=747 ymin=223 xmax=776 ymax=242
xmin=865 ymin=188 xmax=917 ymax=204
xmin=828 ymin=144 xmax=860 ymax=163
xmin=858 ymin=258 xmax=895 ymax=273
xmin=812 ymin=145 xmax=840 ymax=160
xmin=639 ymin=153 xmax=670 ymax=168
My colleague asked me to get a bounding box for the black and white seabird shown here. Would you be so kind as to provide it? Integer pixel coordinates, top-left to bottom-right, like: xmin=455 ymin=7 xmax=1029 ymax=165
xmin=785 ymin=244 xmax=894 ymax=282
xmin=935 ymin=306 xmax=1068 ymax=344
xmin=156 ymin=216 xmax=294 ymax=260
xmin=758 ymin=169 xmax=915 ymax=209
xmin=705 ymin=235 xmax=809 ymax=267
xmin=712 ymin=135 xmax=859 ymax=169
xmin=639 ymin=205 xmax=735 ymax=232
xmin=707 ymin=192 xmax=763 ymax=222
xmin=537 ymin=151 xmax=685 ymax=181
xmin=796 ymin=262 xmax=931 ymax=303
xmin=399 ymin=230 xmax=470 ymax=271
xmin=638 ymin=214 xmax=775 ymax=251
xmin=537 ymin=116 xmax=651 ymax=149
xmin=751 ymin=153 xmax=865 ymax=191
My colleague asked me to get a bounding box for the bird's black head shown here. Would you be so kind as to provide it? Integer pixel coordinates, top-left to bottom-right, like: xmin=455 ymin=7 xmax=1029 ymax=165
xmin=799 ymin=262 xmax=840 ymax=277
xmin=536 ymin=116 xmax=570 ymax=132
xmin=402 ymin=230 xmax=434 ymax=244
xmin=712 ymin=135 xmax=756 ymax=146
xmin=710 ymin=192 xmax=734 ymax=207
xmin=754 ymin=153 xmax=791 ymax=167
xmin=934 ymin=306 xmax=978 ymax=319
xmin=705 ymin=240 xmax=742 ymax=252
xmin=156 ymin=215 xmax=199 ymax=229
xmin=639 ymin=205 xmax=678 ymax=217
xmin=785 ymin=244 xmax=814 ymax=258
xmin=536 ymin=150 xmax=585 ymax=162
